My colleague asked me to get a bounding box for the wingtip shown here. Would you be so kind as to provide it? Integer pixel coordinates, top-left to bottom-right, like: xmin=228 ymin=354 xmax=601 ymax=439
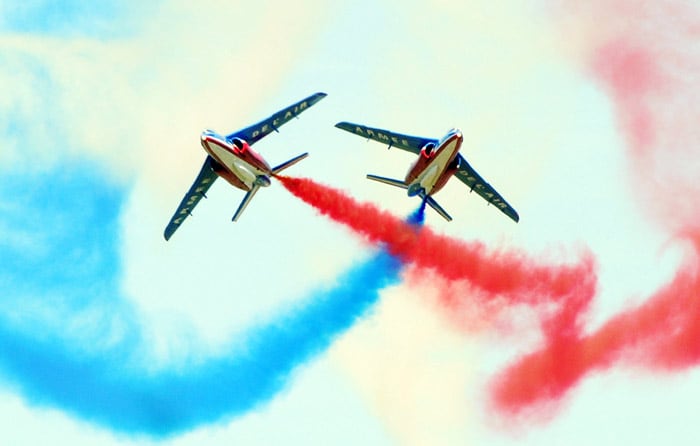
xmin=306 ymin=92 xmax=327 ymax=106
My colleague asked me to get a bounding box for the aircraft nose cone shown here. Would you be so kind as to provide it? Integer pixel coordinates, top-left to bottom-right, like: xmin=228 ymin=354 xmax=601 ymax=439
xmin=200 ymin=132 xmax=214 ymax=146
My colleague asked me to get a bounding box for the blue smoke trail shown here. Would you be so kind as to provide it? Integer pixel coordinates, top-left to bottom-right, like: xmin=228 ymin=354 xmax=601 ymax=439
xmin=0 ymin=163 xmax=400 ymax=437
xmin=0 ymin=1 xmax=158 ymax=39
xmin=406 ymin=198 xmax=427 ymax=226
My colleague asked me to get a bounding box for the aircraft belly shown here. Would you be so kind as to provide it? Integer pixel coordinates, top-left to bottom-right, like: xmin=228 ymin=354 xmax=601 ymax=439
xmin=418 ymin=142 xmax=458 ymax=194
xmin=435 ymin=139 xmax=459 ymax=168
xmin=229 ymin=162 xmax=257 ymax=189
xmin=418 ymin=165 xmax=439 ymax=193
xmin=206 ymin=142 xmax=259 ymax=189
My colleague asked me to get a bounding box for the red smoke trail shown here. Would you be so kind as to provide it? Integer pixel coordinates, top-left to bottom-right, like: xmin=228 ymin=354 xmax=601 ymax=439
xmin=278 ymin=175 xmax=596 ymax=334
xmin=491 ymin=234 xmax=700 ymax=415
xmin=489 ymin=0 xmax=700 ymax=418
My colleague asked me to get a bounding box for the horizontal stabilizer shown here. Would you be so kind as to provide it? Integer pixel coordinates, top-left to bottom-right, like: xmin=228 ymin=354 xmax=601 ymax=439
xmin=232 ymin=185 xmax=261 ymax=222
xmin=272 ymin=152 xmax=308 ymax=174
xmin=366 ymin=174 xmax=408 ymax=189
xmin=423 ymin=194 xmax=452 ymax=221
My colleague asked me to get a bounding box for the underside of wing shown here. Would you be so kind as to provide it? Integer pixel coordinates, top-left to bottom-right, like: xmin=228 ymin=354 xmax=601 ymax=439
xmin=335 ymin=121 xmax=438 ymax=155
xmin=453 ymin=154 xmax=520 ymax=223
xmin=164 ymin=157 xmax=219 ymax=240
xmin=227 ymin=92 xmax=327 ymax=146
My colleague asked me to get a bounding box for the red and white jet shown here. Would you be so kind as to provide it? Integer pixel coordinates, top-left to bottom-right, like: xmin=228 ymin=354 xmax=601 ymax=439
xmin=164 ymin=92 xmax=326 ymax=240
xmin=335 ymin=121 xmax=519 ymax=223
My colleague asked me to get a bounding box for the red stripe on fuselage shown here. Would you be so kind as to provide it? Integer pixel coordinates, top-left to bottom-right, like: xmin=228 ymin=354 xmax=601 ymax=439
xmin=200 ymin=134 xmax=272 ymax=190
xmin=405 ymin=130 xmax=463 ymax=195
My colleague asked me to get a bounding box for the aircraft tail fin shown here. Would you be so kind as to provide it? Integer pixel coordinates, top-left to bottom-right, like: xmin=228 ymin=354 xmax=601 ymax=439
xmin=421 ymin=193 xmax=453 ymax=221
xmin=272 ymin=152 xmax=309 ymax=174
xmin=232 ymin=184 xmax=261 ymax=222
xmin=366 ymin=174 xmax=409 ymax=189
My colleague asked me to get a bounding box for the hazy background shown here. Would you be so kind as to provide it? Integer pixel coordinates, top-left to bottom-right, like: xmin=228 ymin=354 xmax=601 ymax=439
xmin=1 ymin=1 xmax=697 ymax=445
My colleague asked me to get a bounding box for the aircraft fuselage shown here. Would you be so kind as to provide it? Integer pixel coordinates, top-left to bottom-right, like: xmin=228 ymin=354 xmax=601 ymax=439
xmin=200 ymin=130 xmax=272 ymax=191
xmin=405 ymin=128 xmax=462 ymax=197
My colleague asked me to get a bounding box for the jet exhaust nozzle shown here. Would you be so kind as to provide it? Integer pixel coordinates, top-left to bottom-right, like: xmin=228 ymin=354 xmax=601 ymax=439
xmin=254 ymin=175 xmax=272 ymax=187
xmin=407 ymin=183 xmax=424 ymax=197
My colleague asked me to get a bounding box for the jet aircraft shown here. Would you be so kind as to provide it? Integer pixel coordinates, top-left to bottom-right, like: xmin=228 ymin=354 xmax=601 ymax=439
xmin=164 ymin=92 xmax=327 ymax=240
xmin=335 ymin=121 xmax=519 ymax=223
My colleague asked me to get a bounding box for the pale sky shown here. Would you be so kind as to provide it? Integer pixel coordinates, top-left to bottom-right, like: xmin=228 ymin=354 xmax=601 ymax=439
xmin=1 ymin=1 xmax=699 ymax=445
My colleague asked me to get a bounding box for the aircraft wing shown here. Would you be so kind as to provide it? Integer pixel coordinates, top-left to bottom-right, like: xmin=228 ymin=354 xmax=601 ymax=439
xmin=164 ymin=156 xmax=219 ymax=240
xmin=227 ymin=92 xmax=327 ymax=146
xmin=453 ymin=154 xmax=520 ymax=223
xmin=335 ymin=121 xmax=438 ymax=155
